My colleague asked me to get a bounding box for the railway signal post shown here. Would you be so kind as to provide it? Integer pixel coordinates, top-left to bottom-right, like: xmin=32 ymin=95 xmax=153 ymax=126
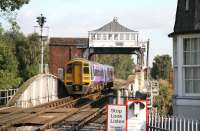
xmin=36 ymin=14 xmax=46 ymax=73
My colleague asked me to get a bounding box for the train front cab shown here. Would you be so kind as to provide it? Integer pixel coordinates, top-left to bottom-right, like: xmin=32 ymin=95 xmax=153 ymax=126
xmin=65 ymin=60 xmax=91 ymax=95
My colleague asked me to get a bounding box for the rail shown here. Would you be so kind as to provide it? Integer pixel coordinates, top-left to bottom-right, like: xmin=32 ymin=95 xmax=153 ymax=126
xmin=0 ymin=92 xmax=102 ymax=130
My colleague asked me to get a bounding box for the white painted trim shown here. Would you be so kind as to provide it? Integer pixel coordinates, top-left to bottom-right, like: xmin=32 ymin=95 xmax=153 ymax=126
xmin=176 ymin=99 xmax=200 ymax=106
xmin=177 ymin=35 xmax=183 ymax=96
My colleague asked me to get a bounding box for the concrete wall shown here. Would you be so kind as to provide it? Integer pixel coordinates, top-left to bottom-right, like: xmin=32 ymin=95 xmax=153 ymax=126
xmin=7 ymin=74 xmax=67 ymax=108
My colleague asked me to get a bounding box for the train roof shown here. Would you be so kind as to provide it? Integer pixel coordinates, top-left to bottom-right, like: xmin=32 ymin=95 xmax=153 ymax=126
xmin=66 ymin=58 xmax=113 ymax=68
xmin=66 ymin=58 xmax=89 ymax=64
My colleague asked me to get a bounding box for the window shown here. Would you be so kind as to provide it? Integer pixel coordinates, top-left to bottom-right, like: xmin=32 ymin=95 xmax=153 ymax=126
xmin=108 ymin=34 xmax=112 ymax=40
xmin=94 ymin=69 xmax=100 ymax=76
xmin=97 ymin=33 xmax=101 ymax=40
xmin=84 ymin=67 xmax=89 ymax=74
xmin=67 ymin=64 xmax=72 ymax=73
xmin=83 ymin=64 xmax=89 ymax=74
xmin=130 ymin=34 xmax=135 ymax=40
xmin=91 ymin=33 xmax=96 ymax=40
xmin=114 ymin=34 xmax=118 ymax=40
xmin=183 ymin=38 xmax=200 ymax=65
xmin=185 ymin=67 xmax=200 ymax=93
xmin=186 ymin=0 xmax=189 ymax=11
xmin=184 ymin=38 xmax=200 ymax=94
xmin=126 ymin=34 xmax=129 ymax=40
xmin=103 ymin=34 xmax=107 ymax=40
xmin=120 ymin=33 xmax=124 ymax=40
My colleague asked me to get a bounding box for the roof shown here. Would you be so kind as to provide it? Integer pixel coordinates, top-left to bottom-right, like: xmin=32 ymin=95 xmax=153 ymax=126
xmin=49 ymin=37 xmax=88 ymax=46
xmin=169 ymin=0 xmax=200 ymax=37
xmin=90 ymin=17 xmax=137 ymax=32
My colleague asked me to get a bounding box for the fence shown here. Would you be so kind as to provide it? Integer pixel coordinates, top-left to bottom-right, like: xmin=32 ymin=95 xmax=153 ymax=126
xmin=0 ymin=88 xmax=18 ymax=106
xmin=148 ymin=113 xmax=200 ymax=131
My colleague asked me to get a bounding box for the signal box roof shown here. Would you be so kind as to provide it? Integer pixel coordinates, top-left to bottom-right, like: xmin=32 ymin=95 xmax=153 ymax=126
xmin=90 ymin=17 xmax=137 ymax=32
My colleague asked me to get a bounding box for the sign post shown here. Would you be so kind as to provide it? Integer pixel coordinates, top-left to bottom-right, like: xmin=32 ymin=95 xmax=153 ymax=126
xmin=107 ymin=105 xmax=126 ymax=131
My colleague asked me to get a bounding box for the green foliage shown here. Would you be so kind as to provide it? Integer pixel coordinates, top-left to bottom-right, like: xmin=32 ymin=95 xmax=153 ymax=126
xmin=154 ymin=80 xmax=173 ymax=115
xmin=0 ymin=30 xmax=22 ymax=89
xmin=96 ymin=54 xmax=134 ymax=79
xmin=0 ymin=27 xmax=43 ymax=89
xmin=151 ymin=55 xmax=172 ymax=80
xmin=15 ymin=33 xmax=40 ymax=81
xmin=0 ymin=0 xmax=29 ymax=12
xmin=8 ymin=16 xmax=20 ymax=32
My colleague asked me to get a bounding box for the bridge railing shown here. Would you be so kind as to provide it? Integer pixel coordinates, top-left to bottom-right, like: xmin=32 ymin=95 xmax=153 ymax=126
xmin=148 ymin=112 xmax=200 ymax=131
xmin=0 ymin=88 xmax=18 ymax=106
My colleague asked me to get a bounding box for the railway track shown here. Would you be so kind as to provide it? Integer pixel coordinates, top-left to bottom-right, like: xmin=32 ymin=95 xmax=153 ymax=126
xmin=50 ymin=96 xmax=108 ymax=131
xmin=79 ymin=109 xmax=107 ymax=131
xmin=0 ymin=92 xmax=106 ymax=130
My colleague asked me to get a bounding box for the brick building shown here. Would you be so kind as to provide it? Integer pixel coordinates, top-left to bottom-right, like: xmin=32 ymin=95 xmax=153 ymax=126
xmin=49 ymin=38 xmax=88 ymax=77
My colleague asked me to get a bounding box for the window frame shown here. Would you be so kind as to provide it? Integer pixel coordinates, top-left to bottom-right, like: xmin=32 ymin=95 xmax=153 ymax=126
xmin=185 ymin=0 xmax=189 ymax=11
xmin=182 ymin=36 xmax=200 ymax=96
xmin=125 ymin=33 xmax=129 ymax=40
xmin=66 ymin=64 xmax=73 ymax=73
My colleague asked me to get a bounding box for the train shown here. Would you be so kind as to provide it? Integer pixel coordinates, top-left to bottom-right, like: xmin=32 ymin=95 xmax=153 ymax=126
xmin=64 ymin=58 xmax=114 ymax=95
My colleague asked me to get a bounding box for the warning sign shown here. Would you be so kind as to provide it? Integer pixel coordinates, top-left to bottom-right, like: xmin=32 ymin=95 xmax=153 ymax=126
xmin=107 ymin=105 xmax=126 ymax=131
xmin=127 ymin=100 xmax=147 ymax=131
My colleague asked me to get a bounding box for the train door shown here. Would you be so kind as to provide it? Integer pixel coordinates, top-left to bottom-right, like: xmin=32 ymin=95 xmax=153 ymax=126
xmin=74 ymin=63 xmax=82 ymax=85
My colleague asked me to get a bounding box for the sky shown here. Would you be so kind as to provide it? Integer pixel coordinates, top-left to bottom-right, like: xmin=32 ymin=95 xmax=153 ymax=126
xmin=2 ymin=0 xmax=177 ymax=66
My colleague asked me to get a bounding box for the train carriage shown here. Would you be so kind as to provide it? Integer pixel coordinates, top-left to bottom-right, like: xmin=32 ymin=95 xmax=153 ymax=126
xmin=64 ymin=58 xmax=114 ymax=95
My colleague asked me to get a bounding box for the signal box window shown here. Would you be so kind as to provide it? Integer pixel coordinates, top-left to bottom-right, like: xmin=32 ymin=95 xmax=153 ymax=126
xmin=97 ymin=34 xmax=101 ymax=40
xmin=126 ymin=34 xmax=129 ymax=40
xmin=91 ymin=33 xmax=96 ymax=40
xmin=120 ymin=33 xmax=124 ymax=40
xmin=108 ymin=34 xmax=112 ymax=40
xmin=114 ymin=34 xmax=118 ymax=40
xmin=103 ymin=34 xmax=107 ymax=40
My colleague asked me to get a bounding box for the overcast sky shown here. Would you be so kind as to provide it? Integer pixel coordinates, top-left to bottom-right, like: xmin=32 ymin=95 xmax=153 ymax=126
xmin=2 ymin=0 xmax=177 ymax=66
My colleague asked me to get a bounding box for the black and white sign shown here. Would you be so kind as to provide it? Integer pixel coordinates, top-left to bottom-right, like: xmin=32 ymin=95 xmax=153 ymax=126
xmin=107 ymin=105 xmax=126 ymax=131
xmin=127 ymin=100 xmax=147 ymax=131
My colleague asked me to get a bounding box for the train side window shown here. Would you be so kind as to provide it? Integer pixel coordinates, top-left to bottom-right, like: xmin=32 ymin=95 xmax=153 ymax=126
xmin=84 ymin=66 xmax=89 ymax=74
xmin=95 ymin=69 xmax=100 ymax=76
xmin=67 ymin=64 xmax=72 ymax=73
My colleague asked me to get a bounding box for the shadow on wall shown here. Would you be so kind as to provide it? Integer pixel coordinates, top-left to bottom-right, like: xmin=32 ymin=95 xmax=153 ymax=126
xmin=57 ymin=80 xmax=69 ymax=98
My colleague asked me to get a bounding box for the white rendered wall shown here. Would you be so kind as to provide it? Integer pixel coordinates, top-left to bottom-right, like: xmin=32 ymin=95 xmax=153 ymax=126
xmin=15 ymin=74 xmax=59 ymax=108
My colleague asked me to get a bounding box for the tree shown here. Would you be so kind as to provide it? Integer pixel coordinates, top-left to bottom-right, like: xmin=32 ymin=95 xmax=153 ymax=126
xmin=0 ymin=0 xmax=29 ymax=12
xmin=15 ymin=33 xmax=40 ymax=81
xmin=0 ymin=27 xmax=22 ymax=89
xmin=0 ymin=0 xmax=30 ymax=29
xmin=96 ymin=54 xmax=134 ymax=79
xmin=154 ymin=80 xmax=173 ymax=115
xmin=151 ymin=55 xmax=172 ymax=80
